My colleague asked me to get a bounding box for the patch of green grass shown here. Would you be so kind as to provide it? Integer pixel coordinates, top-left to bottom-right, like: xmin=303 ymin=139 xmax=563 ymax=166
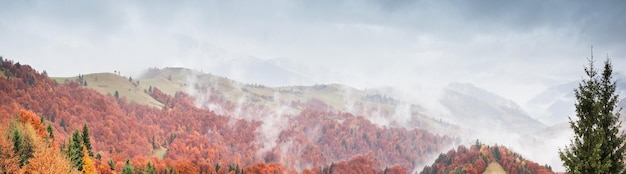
xmin=53 ymin=73 xmax=164 ymax=108
xmin=52 ymin=76 xmax=78 ymax=83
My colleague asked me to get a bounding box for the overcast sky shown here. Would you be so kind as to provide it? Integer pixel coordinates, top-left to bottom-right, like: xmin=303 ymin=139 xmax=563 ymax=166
xmin=1 ymin=0 xmax=625 ymax=108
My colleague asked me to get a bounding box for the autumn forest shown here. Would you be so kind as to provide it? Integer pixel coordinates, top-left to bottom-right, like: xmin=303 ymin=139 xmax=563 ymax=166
xmin=0 ymin=57 xmax=555 ymax=174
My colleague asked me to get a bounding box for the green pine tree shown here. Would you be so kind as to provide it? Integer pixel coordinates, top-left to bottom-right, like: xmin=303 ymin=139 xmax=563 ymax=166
xmin=122 ymin=159 xmax=135 ymax=174
xmin=10 ymin=125 xmax=34 ymax=168
xmin=50 ymin=112 xmax=55 ymax=122
xmin=46 ymin=124 xmax=54 ymax=139
xmin=559 ymin=50 xmax=625 ymax=173
xmin=108 ymin=159 xmax=116 ymax=171
xmin=67 ymin=130 xmax=84 ymax=171
xmin=143 ymin=162 xmax=157 ymax=174
xmin=82 ymin=124 xmax=94 ymax=157
xmin=598 ymin=57 xmax=626 ymax=173
xmin=60 ymin=118 xmax=66 ymax=131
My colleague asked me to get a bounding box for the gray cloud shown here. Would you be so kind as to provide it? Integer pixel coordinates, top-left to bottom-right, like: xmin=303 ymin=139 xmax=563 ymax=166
xmin=0 ymin=0 xmax=625 ymax=106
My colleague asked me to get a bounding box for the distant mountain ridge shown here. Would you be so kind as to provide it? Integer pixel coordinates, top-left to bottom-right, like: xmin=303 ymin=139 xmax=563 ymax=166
xmin=527 ymin=75 xmax=626 ymax=125
xmin=441 ymin=83 xmax=545 ymax=134
xmin=446 ymin=83 xmax=527 ymax=112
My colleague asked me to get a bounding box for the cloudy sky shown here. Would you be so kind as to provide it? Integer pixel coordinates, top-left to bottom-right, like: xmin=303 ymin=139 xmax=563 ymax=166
xmin=1 ymin=0 xmax=625 ymax=108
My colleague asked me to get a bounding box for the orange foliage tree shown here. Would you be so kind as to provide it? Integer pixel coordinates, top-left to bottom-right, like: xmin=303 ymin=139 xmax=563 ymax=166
xmin=82 ymin=147 xmax=97 ymax=174
xmin=0 ymin=108 xmax=77 ymax=173
xmin=0 ymin=127 xmax=20 ymax=173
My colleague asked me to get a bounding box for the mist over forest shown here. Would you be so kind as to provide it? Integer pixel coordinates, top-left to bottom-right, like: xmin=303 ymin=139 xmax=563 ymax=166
xmin=1 ymin=1 xmax=626 ymax=173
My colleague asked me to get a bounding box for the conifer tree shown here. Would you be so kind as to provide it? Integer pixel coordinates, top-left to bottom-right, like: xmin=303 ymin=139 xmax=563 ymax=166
xmin=10 ymin=124 xmax=34 ymax=168
xmin=559 ymin=50 xmax=625 ymax=173
xmin=82 ymin=124 xmax=93 ymax=157
xmin=108 ymin=159 xmax=116 ymax=171
xmin=598 ymin=57 xmax=626 ymax=173
xmin=143 ymin=162 xmax=157 ymax=174
xmin=67 ymin=130 xmax=84 ymax=171
xmin=122 ymin=159 xmax=135 ymax=174
xmin=46 ymin=125 xmax=54 ymax=139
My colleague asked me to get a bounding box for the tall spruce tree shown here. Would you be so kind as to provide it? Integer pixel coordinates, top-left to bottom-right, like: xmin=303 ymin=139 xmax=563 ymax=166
xmin=598 ymin=57 xmax=626 ymax=173
xmin=559 ymin=50 xmax=625 ymax=173
xmin=46 ymin=124 xmax=54 ymax=139
xmin=11 ymin=126 xmax=34 ymax=168
xmin=143 ymin=162 xmax=157 ymax=174
xmin=122 ymin=159 xmax=135 ymax=174
xmin=82 ymin=124 xmax=94 ymax=157
xmin=67 ymin=130 xmax=84 ymax=171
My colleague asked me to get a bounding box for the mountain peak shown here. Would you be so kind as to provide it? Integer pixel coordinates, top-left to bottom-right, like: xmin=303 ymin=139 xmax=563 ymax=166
xmin=446 ymin=82 xmax=524 ymax=112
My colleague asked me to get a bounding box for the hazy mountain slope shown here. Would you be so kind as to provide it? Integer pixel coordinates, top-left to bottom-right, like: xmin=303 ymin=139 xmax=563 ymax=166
xmin=139 ymin=67 xmax=381 ymax=110
xmin=52 ymin=66 xmax=460 ymax=135
xmin=137 ymin=67 xmax=459 ymax=133
xmin=441 ymin=83 xmax=545 ymax=134
xmin=518 ymin=122 xmax=571 ymax=171
xmin=526 ymin=81 xmax=577 ymax=125
xmin=528 ymin=76 xmax=626 ymax=125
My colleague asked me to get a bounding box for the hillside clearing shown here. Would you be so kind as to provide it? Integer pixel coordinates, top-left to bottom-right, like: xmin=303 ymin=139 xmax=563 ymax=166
xmin=53 ymin=73 xmax=164 ymax=108
xmin=483 ymin=162 xmax=506 ymax=174
xmin=152 ymin=147 xmax=168 ymax=159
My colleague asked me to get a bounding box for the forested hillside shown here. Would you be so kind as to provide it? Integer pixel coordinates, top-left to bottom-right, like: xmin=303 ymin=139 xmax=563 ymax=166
xmin=420 ymin=142 xmax=554 ymax=174
xmin=0 ymin=58 xmax=453 ymax=173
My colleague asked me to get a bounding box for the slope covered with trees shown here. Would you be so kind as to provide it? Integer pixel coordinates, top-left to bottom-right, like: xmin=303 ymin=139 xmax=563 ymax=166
xmin=0 ymin=58 xmax=453 ymax=173
xmin=420 ymin=142 xmax=554 ymax=174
